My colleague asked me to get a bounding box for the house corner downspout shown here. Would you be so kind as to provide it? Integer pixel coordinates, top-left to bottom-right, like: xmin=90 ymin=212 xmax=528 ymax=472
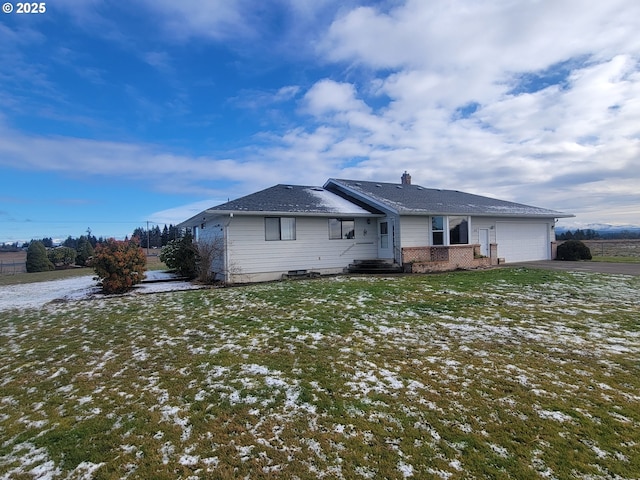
xmin=223 ymin=213 xmax=234 ymax=283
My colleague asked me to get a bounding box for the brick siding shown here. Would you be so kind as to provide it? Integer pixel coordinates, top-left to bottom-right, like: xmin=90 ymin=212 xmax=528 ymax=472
xmin=402 ymin=244 xmax=495 ymax=273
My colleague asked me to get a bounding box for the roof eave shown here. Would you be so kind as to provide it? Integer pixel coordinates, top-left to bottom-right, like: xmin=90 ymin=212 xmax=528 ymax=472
xmin=205 ymin=209 xmax=381 ymax=218
xmin=397 ymin=210 xmax=574 ymax=218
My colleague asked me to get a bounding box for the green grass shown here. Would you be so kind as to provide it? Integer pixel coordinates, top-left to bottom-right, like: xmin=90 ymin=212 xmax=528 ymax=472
xmin=0 ymin=266 xmax=93 ymax=286
xmin=1 ymin=268 xmax=639 ymax=479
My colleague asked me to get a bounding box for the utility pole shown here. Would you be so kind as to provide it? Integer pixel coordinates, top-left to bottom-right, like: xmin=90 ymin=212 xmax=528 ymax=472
xmin=146 ymin=221 xmax=150 ymax=256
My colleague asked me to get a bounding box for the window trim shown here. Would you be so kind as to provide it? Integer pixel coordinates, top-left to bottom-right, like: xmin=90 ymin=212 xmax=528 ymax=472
xmin=265 ymin=217 xmax=296 ymax=241
xmin=430 ymin=216 xmax=470 ymax=246
xmin=431 ymin=216 xmax=445 ymax=245
xmin=449 ymin=216 xmax=469 ymax=245
xmin=329 ymin=218 xmax=355 ymax=240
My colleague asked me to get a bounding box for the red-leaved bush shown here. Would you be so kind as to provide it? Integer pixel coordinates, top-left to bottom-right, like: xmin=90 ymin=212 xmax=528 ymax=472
xmin=92 ymin=238 xmax=147 ymax=294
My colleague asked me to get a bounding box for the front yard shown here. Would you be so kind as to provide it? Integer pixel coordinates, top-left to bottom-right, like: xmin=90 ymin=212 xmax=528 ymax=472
xmin=0 ymin=268 xmax=639 ymax=479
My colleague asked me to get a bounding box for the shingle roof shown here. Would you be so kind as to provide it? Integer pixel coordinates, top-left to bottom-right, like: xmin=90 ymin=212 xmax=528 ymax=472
xmin=205 ymin=184 xmax=375 ymax=216
xmin=326 ymin=179 xmax=572 ymax=218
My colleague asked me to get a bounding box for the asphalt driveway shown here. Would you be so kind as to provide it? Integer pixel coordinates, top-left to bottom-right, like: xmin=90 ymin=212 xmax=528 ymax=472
xmin=511 ymin=260 xmax=640 ymax=276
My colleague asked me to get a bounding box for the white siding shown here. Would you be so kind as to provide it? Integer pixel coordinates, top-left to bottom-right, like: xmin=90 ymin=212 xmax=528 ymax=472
xmin=400 ymin=216 xmax=428 ymax=247
xmin=225 ymin=216 xmax=377 ymax=283
xmin=470 ymin=218 xmax=497 ymax=245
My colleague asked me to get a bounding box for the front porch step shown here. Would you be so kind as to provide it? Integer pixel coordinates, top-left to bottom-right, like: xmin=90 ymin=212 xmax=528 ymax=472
xmin=347 ymin=259 xmax=403 ymax=274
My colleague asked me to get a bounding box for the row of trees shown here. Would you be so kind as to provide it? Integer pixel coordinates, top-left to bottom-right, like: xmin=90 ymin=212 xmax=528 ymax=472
xmin=2 ymin=224 xmax=182 ymax=252
xmin=26 ymin=236 xmax=96 ymax=272
xmin=131 ymin=224 xmax=183 ymax=249
xmin=25 ymin=228 xmax=220 ymax=294
xmin=22 ymin=224 xmax=185 ymax=274
xmin=26 ymin=237 xmax=147 ymax=294
xmin=3 ymin=234 xmax=104 ymax=251
xmin=556 ymin=229 xmax=601 ymax=240
xmin=557 ymin=228 xmax=640 ymax=240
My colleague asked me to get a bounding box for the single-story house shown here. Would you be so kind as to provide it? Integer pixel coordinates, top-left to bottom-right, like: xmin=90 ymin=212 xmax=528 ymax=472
xmin=179 ymin=173 xmax=573 ymax=283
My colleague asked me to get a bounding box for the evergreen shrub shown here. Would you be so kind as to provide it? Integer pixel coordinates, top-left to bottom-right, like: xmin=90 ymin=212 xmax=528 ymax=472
xmin=26 ymin=241 xmax=55 ymax=273
xmin=556 ymin=240 xmax=592 ymax=261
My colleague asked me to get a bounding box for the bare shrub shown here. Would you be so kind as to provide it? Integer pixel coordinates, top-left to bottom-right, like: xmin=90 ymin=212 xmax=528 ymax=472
xmin=194 ymin=236 xmax=225 ymax=283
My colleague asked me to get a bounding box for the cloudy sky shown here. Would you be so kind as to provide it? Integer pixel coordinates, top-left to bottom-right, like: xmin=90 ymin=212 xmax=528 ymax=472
xmin=1 ymin=0 xmax=639 ymax=243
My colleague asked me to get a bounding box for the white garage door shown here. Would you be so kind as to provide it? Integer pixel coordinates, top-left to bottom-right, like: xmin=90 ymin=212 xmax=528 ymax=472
xmin=496 ymin=222 xmax=550 ymax=263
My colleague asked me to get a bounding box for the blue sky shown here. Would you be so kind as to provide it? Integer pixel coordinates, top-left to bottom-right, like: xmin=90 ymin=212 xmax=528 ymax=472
xmin=1 ymin=0 xmax=639 ymax=243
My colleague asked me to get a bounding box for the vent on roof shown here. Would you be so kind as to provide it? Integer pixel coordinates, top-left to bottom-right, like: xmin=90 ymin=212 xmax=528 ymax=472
xmin=396 ymin=186 xmax=403 ymax=189
xmin=375 ymin=184 xmax=382 ymax=187
xmin=285 ymin=186 xmax=293 ymax=190
xmin=417 ymin=187 xmax=424 ymax=190
xmin=311 ymin=187 xmax=323 ymax=191
xmin=354 ymin=182 xmax=362 ymax=186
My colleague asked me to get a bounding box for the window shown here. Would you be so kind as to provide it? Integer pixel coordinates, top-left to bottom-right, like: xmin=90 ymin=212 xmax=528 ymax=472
xmin=329 ymin=218 xmax=355 ymax=239
xmin=449 ymin=216 xmax=469 ymax=244
xmin=432 ymin=216 xmax=444 ymax=245
xmin=430 ymin=216 xmax=470 ymax=245
xmin=380 ymin=221 xmax=389 ymax=248
xmin=265 ymin=217 xmax=296 ymax=241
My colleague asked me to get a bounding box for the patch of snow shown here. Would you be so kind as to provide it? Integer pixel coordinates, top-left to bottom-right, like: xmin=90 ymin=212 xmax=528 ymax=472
xmin=397 ymin=461 xmax=414 ymax=477
xmin=305 ymin=188 xmax=371 ymax=214
xmin=179 ymin=454 xmax=200 ymax=466
xmin=68 ymin=461 xmax=105 ymax=480
xmin=0 ymin=272 xmax=204 ymax=312
xmin=536 ymin=409 xmax=574 ymax=423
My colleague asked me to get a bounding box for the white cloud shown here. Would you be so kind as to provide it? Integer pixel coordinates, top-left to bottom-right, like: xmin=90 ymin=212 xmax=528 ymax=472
xmin=3 ymin=0 xmax=640 ymax=229
xmin=320 ymin=0 xmax=640 ymax=70
xmin=148 ymin=199 xmax=227 ymax=226
xmin=302 ymin=79 xmax=368 ymax=115
xmin=0 ymin=124 xmax=276 ymax=196
xmin=134 ymin=0 xmax=253 ymax=42
xmin=289 ymin=0 xmax=640 ymax=224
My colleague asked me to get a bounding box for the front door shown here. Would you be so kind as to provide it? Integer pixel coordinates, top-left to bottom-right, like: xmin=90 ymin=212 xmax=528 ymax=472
xmin=378 ymin=220 xmax=393 ymax=259
xmin=479 ymin=228 xmax=489 ymax=257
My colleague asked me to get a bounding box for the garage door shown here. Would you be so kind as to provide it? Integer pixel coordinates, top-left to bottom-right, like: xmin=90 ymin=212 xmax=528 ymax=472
xmin=496 ymin=222 xmax=550 ymax=263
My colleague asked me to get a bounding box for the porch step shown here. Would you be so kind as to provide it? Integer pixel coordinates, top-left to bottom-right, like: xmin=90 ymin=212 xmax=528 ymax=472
xmin=347 ymin=259 xmax=403 ymax=274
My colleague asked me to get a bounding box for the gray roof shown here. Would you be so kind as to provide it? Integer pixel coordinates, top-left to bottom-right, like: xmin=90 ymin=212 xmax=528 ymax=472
xmin=180 ymin=178 xmax=572 ymax=227
xmin=325 ymin=179 xmax=573 ymax=218
xmin=204 ymin=184 xmax=375 ymax=216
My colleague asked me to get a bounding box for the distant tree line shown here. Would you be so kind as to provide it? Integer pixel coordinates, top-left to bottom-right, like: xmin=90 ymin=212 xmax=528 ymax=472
xmin=131 ymin=224 xmax=183 ymax=249
xmin=557 ymin=229 xmax=601 ymax=240
xmin=1 ymin=224 xmax=183 ymax=252
xmin=13 ymin=224 xmax=185 ymax=274
xmin=557 ymin=229 xmax=640 ymax=240
xmin=25 ymin=235 xmax=97 ymax=272
xmin=1 ymin=234 xmax=104 ymax=251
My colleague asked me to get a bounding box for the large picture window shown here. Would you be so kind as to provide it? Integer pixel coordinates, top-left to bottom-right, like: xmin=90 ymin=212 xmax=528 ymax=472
xmin=329 ymin=218 xmax=355 ymax=239
xmin=431 ymin=216 xmax=469 ymax=245
xmin=265 ymin=217 xmax=296 ymax=241
xmin=449 ymin=216 xmax=469 ymax=244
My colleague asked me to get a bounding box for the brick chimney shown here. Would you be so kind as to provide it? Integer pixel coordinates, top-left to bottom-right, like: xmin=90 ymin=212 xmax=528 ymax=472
xmin=401 ymin=171 xmax=412 ymax=185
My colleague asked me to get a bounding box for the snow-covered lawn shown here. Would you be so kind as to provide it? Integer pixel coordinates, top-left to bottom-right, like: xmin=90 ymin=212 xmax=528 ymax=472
xmin=0 ymin=268 xmax=639 ymax=479
xmin=0 ymin=270 xmax=203 ymax=312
